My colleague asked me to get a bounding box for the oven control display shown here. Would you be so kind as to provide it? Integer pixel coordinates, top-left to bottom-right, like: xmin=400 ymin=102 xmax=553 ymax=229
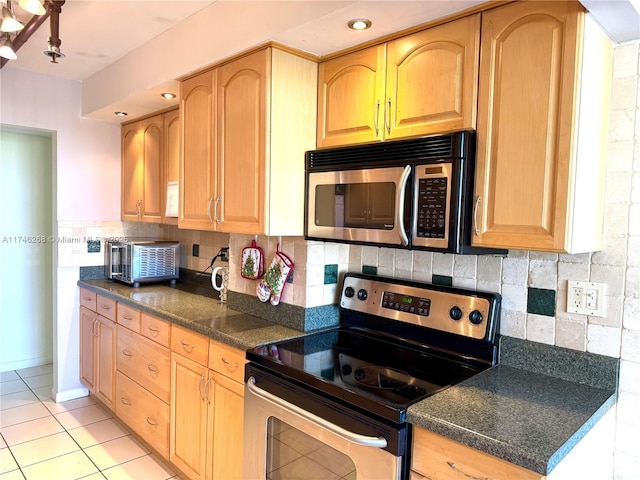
xmin=382 ymin=291 xmax=431 ymax=316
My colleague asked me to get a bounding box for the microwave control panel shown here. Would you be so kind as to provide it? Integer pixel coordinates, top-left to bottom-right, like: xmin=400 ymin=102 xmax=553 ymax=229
xmin=412 ymin=163 xmax=452 ymax=248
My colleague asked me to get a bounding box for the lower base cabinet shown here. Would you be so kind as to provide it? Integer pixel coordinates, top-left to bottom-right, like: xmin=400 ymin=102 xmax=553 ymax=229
xmin=169 ymin=332 xmax=247 ymax=480
xmin=115 ymin=371 xmax=170 ymax=458
xmin=411 ymin=427 xmax=542 ymax=480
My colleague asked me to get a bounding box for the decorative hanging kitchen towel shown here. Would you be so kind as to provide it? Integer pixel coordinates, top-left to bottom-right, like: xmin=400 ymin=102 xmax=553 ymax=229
xmin=256 ymin=244 xmax=294 ymax=306
xmin=241 ymin=239 xmax=264 ymax=280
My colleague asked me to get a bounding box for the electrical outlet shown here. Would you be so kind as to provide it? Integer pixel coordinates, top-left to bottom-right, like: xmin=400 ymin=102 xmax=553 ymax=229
xmin=192 ymin=244 xmax=199 ymax=257
xmin=567 ymin=281 xmax=606 ymax=316
xmin=220 ymin=247 xmax=229 ymax=262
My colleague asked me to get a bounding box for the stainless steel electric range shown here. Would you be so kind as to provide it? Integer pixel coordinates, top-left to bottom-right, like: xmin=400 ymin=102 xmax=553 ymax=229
xmin=243 ymin=272 xmax=501 ymax=480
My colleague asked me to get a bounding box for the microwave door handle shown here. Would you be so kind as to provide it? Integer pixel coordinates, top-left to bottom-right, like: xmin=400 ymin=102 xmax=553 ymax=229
xmin=396 ymin=165 xmax=411 ymax=246
xmin=246 ymin=376 xmax=387 ymax=449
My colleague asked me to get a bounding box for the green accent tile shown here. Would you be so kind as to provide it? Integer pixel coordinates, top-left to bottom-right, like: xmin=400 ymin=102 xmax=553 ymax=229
xmin=324 ymin=264 xmax=338 ymax=285
xmin=87 ymin=240 xmax=101 ymax=253
xmin=527 ymin=287 xmax=556 ymax=317
xmin=362 ymin=265 xmax=377 ymax=275
xmin=432 ymin=275 xmax=452 ymax=287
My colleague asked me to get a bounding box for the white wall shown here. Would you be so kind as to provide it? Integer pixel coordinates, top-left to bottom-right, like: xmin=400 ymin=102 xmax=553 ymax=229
xmin=0 ymin=67 xmax=121 ymax=401
xmin=0 ymin=129 xmax=53 ymax=371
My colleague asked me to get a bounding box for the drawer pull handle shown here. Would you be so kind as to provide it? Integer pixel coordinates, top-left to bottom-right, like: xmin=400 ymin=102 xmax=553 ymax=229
xmin=122 ymin=315 xmax=133 ymax=320
xmin=120 ymin=397 xmax=131 ymax=406
xmin=83 ymin=296 xmax=93 ymax=302
xmin=147 ymin=364 xmax=159 ymax=374
xmin=447 ymin=462 xmax=490 ymax=480
xmin=100 ymin=304 xmax=111 ymax=310
xmin=180 ymin=340 xmax=195 ymax=351
xmin=221 ymin=357 xmax=239 ymax=369
xmin=147 ymin=326 xmax=160 ymax=333
xmin=122 ymin=349 xmax=133 ymax=357
xmin=146 ymin=417 xmax=158 ymax=426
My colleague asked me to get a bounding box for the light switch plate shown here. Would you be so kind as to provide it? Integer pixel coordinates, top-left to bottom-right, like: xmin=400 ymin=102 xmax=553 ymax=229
xmin=567 ymin=281 xmax=606 ymax=317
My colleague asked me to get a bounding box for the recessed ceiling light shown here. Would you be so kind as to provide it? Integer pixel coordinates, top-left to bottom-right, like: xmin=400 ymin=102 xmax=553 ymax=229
xmin=115 ymin=111 xmax=128 ymax=117
xmin=348 ymin=19 xmax=372 ymax=31
xmin=161 ymin=92 xmax=176 ymax=99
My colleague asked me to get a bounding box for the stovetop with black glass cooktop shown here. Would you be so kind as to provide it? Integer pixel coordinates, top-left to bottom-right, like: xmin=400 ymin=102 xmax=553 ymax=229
xmin=247 ymin=273 xmax=502 ymax=424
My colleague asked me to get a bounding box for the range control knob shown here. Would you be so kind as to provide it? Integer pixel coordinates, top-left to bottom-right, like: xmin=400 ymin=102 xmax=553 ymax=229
xmin=344 ymin=286 xmax=355 ymax=298
xmin=469 ymin=310 xmax=484 ymax=325
xmin=449 ymin=306 xmax=463 ymax=321
xmin=357 ymin=289 xmax=368 ymax=301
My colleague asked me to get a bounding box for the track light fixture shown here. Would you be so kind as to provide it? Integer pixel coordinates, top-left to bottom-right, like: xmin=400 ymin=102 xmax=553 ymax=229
xmin=0 ymin=0 xmax=62 ymax=66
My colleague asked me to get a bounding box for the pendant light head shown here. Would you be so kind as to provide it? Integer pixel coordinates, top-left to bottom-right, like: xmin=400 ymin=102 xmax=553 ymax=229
xmin=19 ymin=0 xmax=45 ymax=15
xmin=0 ymin=32 xmax=17 ymax=59
xmin=1 ymin=1 xmax=24 ymax=33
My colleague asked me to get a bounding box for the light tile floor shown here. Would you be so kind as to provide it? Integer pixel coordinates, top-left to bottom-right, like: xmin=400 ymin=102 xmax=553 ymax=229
xmin=0 ymin=365 xmax=179 ymax=480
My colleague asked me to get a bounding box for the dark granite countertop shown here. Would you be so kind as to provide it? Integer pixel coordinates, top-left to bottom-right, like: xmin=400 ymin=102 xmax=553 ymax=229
xmin=407 ymin=337 xmax=619 ymax=475
xmin=78 ymin=279 xmax=305 ymax=350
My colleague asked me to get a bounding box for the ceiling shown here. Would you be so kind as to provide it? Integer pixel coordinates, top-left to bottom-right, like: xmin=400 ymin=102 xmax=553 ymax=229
xmin=3 ymin=0 xmax=640 ymax=123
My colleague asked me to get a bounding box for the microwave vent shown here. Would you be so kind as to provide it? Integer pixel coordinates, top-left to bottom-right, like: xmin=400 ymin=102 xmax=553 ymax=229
xmin=307 ymin=132 xmax=469 ymax=169
xmin=139 ymin=247 xmax=177 ymax=278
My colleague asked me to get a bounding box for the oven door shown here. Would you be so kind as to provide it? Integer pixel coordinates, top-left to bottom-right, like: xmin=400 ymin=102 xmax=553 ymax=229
xmin=306 ymin=166 xmax=411 ymax=247
xmin=243 ymin=365 xmax=406 ymax=480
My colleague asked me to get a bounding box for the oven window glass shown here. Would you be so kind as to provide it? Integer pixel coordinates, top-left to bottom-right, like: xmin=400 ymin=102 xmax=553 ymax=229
xmin=315 ymin=182 xmax=396 ymax=230
xmin=266 ymin=417 xmax=357 ymax=479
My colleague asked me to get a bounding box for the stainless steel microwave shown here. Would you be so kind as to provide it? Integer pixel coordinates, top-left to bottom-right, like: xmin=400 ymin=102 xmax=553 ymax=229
xmin=304 ymin=131 xmax=505 ymax=255
xmin=104 ymin=239 xmax=180 ymax=287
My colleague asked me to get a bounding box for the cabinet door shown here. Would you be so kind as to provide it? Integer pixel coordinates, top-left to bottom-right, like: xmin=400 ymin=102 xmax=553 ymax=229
xmin=121 ymin=122 xmax=141 ymax=221
xmin=386 ymin=15 xmax=480 ymax=140
xmin=473 ymin=1 xmax=582 ymax=251
xmin=79 ymin=306 xmax=96 ymax=391
xmin=164 ymin=108 xmax=180 ymax=226
xmin=170 ymin=352 xmax=209 ymax=480
xmin=95 ymin=316 xmax=115 ymax=411
xmin=215 ymin=49 xmax=268 ymax=234
xmin=180 ymin=70 xmax=216 ymax=231
xmin=317 ymin=45 xmax=386 ymax=147
xmin=139 ymin=115 xmax=164 ymax=223
xmin=209 ymin=373 xmax=244 ymax=480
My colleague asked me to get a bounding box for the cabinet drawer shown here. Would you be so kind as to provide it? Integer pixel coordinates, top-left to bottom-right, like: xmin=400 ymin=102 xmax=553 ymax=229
xmin=96 ymin=295 xmax=116 ymax=321
xmin=115 ymin=371 xmax=169 ymax=459
xmin=412 ymin=427 xmax=542 ymax=480
xmin=171 ymin=324 xmax=208 ymax=366
xmin=141 ymin=313 xmax=170 ymax=348
xmin=79 ymin=288 xmax=97 ymax=311
xmin=117 ymin=326 xmax=170 ymax=403
xmin=209 ymin=339 xmax=247 ymax=384
xmin=117 ymin=303 xmax=141 ymax=332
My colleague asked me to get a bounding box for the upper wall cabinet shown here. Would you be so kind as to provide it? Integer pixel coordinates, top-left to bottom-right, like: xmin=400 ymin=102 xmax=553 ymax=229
xmin=472 ymin=1 xmax=612 ymax=253
xmin=121 ymin=108 xmax=179 ymax=224
xmin=316 ymin=15 xmax=480 ymax=148
xmin=180 ymin=46 xmax=317 ymax=235
xmin=179 ymin=71 xmax=216 ymax=231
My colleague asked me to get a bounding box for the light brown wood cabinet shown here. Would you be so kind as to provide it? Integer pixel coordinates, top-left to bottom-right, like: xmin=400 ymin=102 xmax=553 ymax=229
xmin=412 ymin=427 xmax=543 ymax=480
xmin=179 ymin=46 xmax=317 ymax=235
xmin=114 ymin=306 xmax=172 ymax=459
xmin=472 ymin=1 xmax=612 ymax=253
xmin=179 ymin=70 xmax=216 ymax=231
xmin=79 ymin=290 xmax=116 ymax=411
xmin=317 ymin=14 xmax=480 ymax=147
xmin=121 ymin=107 xmax=179 ymax=224
xmin=169 ymin=326 xmax=247 ymax=480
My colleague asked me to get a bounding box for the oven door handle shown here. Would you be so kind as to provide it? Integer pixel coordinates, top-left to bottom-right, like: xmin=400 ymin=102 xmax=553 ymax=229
xmin=247 ymin=376 xmax=388 ymax=449
xmin=396 ymin=165 xmax=411 ymax=247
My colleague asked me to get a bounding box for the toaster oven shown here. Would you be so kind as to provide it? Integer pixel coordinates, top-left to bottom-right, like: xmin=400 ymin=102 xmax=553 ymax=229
xmin=104 ymin=239 xmax=180 ymax=287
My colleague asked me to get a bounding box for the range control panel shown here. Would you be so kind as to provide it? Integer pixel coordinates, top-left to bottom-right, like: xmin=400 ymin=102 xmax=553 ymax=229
xmin=340 ymin=273 xmax=500 ymax=341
